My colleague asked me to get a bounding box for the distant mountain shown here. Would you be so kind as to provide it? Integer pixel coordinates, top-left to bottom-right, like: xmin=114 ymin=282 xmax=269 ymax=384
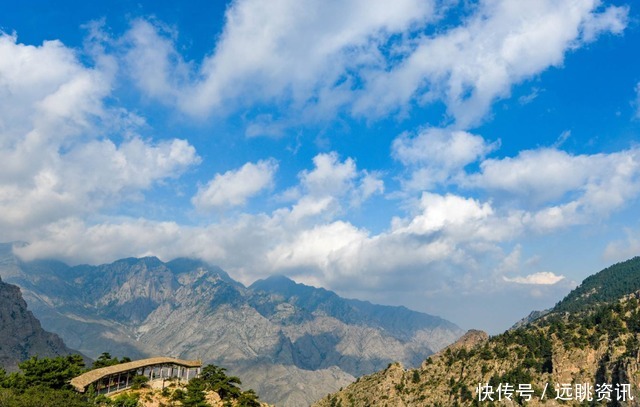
xmin=0 ymin=244 xmax=463 ymax=406
xmin=0 ymin=275 xmax=76 ymax=372
xmin=509 ymin=309 xmax=550 ymax=330
xmin=250 ymin=275 xmax=458 ymax=343
xmin=313 ymin=256 xmax=640 ymax=406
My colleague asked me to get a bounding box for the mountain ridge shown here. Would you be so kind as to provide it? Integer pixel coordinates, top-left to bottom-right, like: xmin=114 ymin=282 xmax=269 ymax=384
xmin=0 ymin=245 xmax=463 ymax=406
xmin=313 ymin=255 xmax=640 ymax=406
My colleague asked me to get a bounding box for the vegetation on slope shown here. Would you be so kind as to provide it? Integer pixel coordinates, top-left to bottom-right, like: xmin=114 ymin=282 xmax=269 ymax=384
xmin=554 ymin=256 xmax=640 ymax=313
xmin=0 ymin=354 xmax=265 ymax=407
xmin=314 ymin=257 xmax=640 ymax=407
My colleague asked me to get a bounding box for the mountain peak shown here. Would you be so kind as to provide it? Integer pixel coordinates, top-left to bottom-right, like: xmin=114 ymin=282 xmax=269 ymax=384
xmin=1 ymin=254 xmax=463 ymax=406
xmin=250 ymin=274 xmax=297 ymax=291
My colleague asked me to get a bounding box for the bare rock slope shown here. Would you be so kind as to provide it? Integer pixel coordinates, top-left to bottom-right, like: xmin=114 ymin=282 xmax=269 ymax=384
xmin=0 ymin=245 xmax=463 ymax=406
xmin=0 ymin=275 xmax=75 ymax=371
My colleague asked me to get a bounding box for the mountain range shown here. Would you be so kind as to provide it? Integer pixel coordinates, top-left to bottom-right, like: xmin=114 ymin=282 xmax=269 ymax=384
xmin=0 ymin=243 xmax=463 ymax=406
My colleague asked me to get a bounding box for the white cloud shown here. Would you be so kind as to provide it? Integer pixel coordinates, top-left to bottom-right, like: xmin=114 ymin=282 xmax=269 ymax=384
xmin=267 ymin=221 xmax=368 ymax=278
xmin=580 ymin=3 xmax=628 ymax=42
xmin=119 ymin=0 xmax=438 ymax=118
xmin=603 ymin=229 xmax=640 ymax=263
xmin=123 ymin=19 xmax=191 ymax=103
xmin=0 ymin=34 xmax=109 ymax=147
xmin=354 ymin=1 xmax=629 ymax=126
xmin=396 ymin=193 xmax=495 ymax=239
xmin=518 ymin=87 xmax=542 ymax=105
xmin=300 ymin=153 xmax=358 ymax=198
xmin=281 ymin=152 xmax=383 ymax=220
xmin=392 ymin=127 xmax=498 ymax=190
xmin=188 ymin=0 xmax=438 ymax=115
xmin=265 ymin=192 xmax=519 ymax=290
xmin=469 ymin=148 xmax=640 ymax=217
xmin=115 ymin=1 xmax=627 ymax=129
xmin=503 ymin=271 xmax=565 ymax=285
xmin=353 ymin=171 xmax=384 ymax=206
xmin=470 ymin=149 xmax=592 ymax=204
xmin=192 ymin=159 xmax=278 ymax=211
xmin=0 ymin=33 xmax=200 ymax=236
xmin=553 ymin=130 xmax=571 ymax=148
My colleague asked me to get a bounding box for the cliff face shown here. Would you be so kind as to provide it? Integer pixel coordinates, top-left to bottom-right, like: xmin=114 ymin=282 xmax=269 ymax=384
xmin=0 ymin=276 xmax=74 ymax=372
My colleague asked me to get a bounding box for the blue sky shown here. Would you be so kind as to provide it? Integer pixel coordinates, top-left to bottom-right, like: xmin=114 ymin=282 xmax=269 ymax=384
xmin=1 ymin=0 xmax=640 ymax=332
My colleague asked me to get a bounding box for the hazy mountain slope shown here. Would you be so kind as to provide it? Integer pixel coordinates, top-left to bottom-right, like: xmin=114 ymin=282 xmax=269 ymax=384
xmin=250 ymin=275 xmax=459 ymax=348
xmin=0 ymin=247 xmax=463 ymax=406
xmin=313 ymin=257 xmax=640 ymax=406
xmin=0 ymin=276 xmax=76 ymax=372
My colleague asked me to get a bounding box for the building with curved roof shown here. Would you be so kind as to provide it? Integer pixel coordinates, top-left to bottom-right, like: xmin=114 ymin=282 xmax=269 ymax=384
xmin=70 ymin=357 xmax=202 ymax=394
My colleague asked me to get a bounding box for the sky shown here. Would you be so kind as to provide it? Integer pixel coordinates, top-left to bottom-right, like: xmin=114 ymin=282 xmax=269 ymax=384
xmin=1 ymin=0 xmax=640 ymax=333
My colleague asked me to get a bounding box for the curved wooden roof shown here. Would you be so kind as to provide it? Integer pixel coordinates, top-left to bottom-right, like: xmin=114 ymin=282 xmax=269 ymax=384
xmin=70 ymin=357 xmax=201 ymax=392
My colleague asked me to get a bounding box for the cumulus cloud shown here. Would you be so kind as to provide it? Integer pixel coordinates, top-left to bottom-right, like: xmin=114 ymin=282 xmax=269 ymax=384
xmin=17 ymin=190 xmax=505 ymax=291
xmin=192 ymin=159 xmax=278 ymax=211
xmin=265 ymin=191 xmax=520 ymax=292
xmin=353 ymin=171 xmax=384 ymax=206
xmin=468 ymin=147 xmax=640 ymax=230
xmin=119 ymin=0 xmax=438 ymax=118
xmin=300 ymin=153 xmax=358 ymax=197
xmin=503 ymin=272 xmax=565 ymax=285
xmin=115 ymin=0 xmax=627 ymax=128
xmin=0 ymin=32 xmax=200 ymax=237
xmin=0 ymin=34 xmax=109 ymax=146
xmin=470 ymin=149 xmax=596 ymax=204
xmin=392 ymin=130 xmax=640 ymax=235
xmin=354 ymin=0 xmax=629 ymax=126
xmin=279 ymin=152 xmax=384 ymax=221
xmin=392 ymin=127 xmax=498 ymax=190
xmin=580 ymin=2 xmax=628 ymax=42
xmin=123 ymin=19 xmax=191 ymax=103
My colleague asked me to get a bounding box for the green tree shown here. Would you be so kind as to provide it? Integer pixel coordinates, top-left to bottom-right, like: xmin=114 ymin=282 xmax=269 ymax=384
xmin=92 ymin=352 xmax=131 ymax=369
xmin=18 ymin=354 xmax=85 ymax=390
xmin=237 ymin=389 xmax=261 ymax=407
xmin=199 ymin=364 xmax=242 ymax=401
xmin=182 ymin=377 xmax=209 ymax=407
xmin=130 ymin=375 xmax=149 ymax=390
xmin=111 ymin=392 xmax=140 ymax=407
xmin=0 ymin=386 xmax=92 ymax=407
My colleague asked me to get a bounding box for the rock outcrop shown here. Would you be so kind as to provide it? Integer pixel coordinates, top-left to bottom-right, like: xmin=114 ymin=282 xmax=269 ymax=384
xmin=0 ymin=276 xmax=75 ymax=371
xmin=313 ymin=257 xmax=640 ymax=406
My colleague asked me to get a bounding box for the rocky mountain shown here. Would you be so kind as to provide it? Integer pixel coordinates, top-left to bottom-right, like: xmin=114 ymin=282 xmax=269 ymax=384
xmin=0 ymin=244 xmax=463 ymax=406
xmin=0 ymin=275 xmax=76 ymax=372
xmin=510 ymin=309 xmax=550 ymax=330
xmin=313 ymin=256 xmax=640 ymax=406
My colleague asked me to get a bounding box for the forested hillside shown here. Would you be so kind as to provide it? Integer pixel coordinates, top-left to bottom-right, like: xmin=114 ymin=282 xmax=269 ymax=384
xmin=314 ymin=257 xmax=640 ymax=406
